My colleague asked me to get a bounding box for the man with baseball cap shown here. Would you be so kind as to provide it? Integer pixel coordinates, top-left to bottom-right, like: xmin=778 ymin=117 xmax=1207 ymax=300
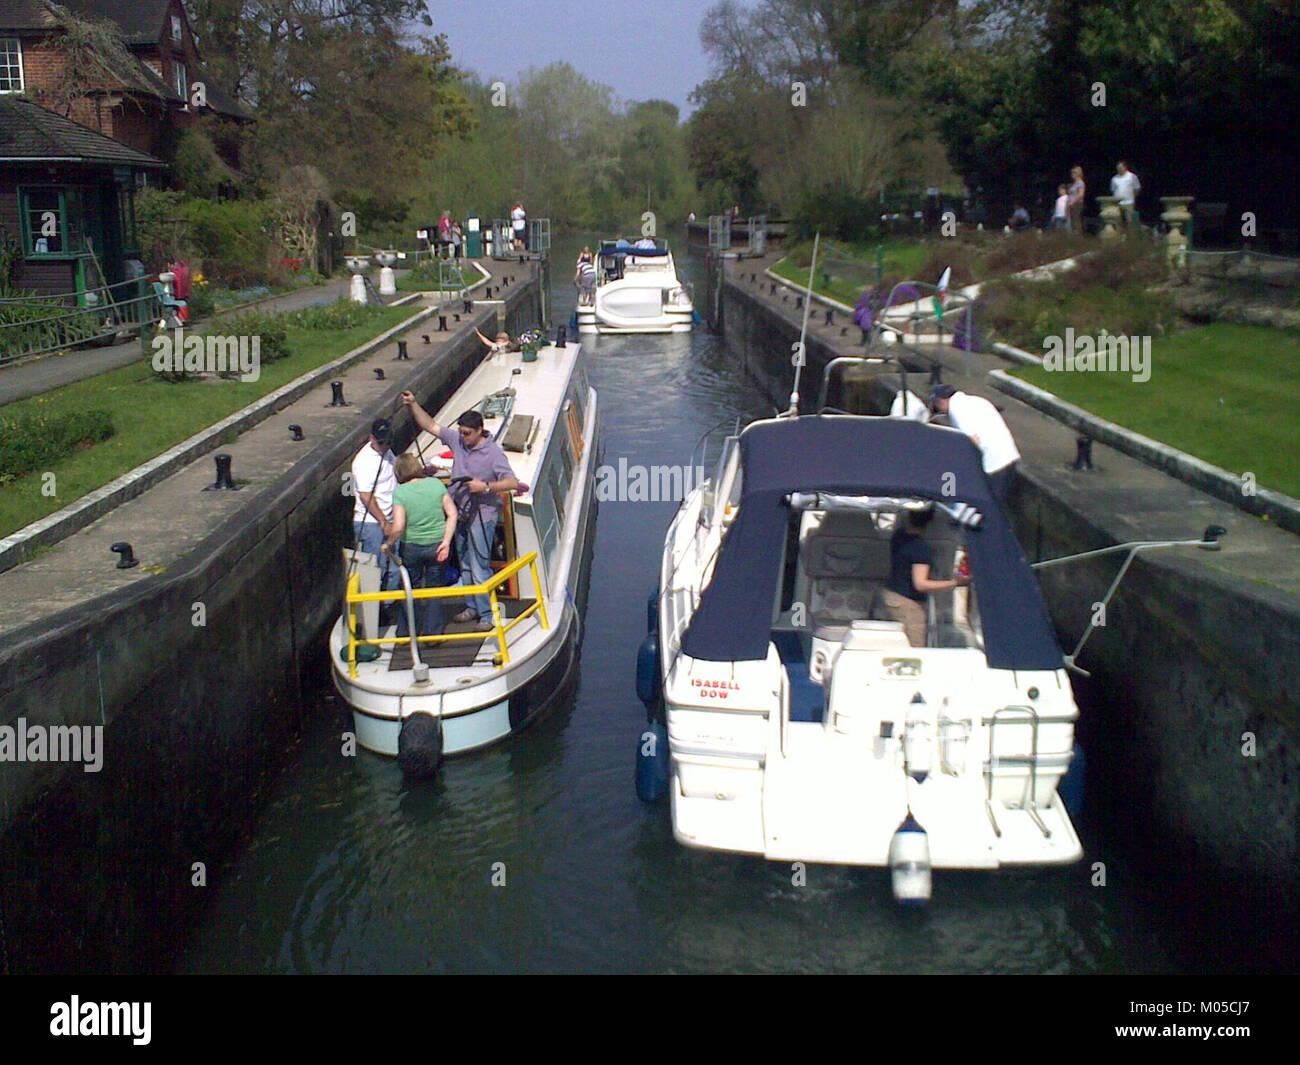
xmin=929 ymin=384 xmax=1021 ymax=504
xmin=352 ymin=417 xmax=398 ymax=593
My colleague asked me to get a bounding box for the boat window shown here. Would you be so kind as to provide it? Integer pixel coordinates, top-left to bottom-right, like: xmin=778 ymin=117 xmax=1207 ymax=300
xmin=563 ymin=399 xmax=584 ymax=461
xmin=532 ymin=477 xmax=561 ymax=573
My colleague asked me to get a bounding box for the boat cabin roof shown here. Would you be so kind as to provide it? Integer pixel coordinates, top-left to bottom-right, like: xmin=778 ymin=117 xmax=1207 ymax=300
xmin=680 ymin=415 xmax=1063 ymax=670
xmin=410 ymin=341 xmax=586 ymax=502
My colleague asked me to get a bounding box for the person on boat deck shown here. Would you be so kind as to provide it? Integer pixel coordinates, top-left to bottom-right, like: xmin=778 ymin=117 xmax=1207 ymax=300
xmin=928 ymin=384 xmax=1021 ymax=504
xmin=575 ymin=258 xmax=597 ymax=305
xmin=475 ymin=327 xmax=512 ymax=355
xmin=399 ymin=394 xmax=519 ymax=631
xmin=511 ymin=202 xmax=527 ymax=251
xmin=352 ymin=418 xmax=398 ymax=593
xmin=633 ymin=235 xmax=656 ymax=249
xmin=881 ymin=506 xmax=970 ymax=647
xmin=383 ymin=454 xmax=458 ymax=639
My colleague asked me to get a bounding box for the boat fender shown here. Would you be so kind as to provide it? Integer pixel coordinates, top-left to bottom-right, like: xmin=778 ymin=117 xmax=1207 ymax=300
xmin=889 ymin=813 xmax=932 ymax=905
xmin=397 ymin=712 xmax=444 ymax=781
xmin=635 ymin=719 xmax=669 ymax=802
xmin=1060 ymin=743 xmax=1085 ymax=817
xmin=636 ymin=631 xmax=662 ymax=708
xmin=569 ymin=310 xmax=579 ymax=333
xmin=903 ymin=693 xmax=931 ymax=783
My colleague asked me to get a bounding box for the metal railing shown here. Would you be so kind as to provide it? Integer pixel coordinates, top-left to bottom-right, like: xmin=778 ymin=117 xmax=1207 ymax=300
xmin=343 ymin=551 xmax=550 ymax=677
xmin=1 ymin=277 xmax=160 ymax=365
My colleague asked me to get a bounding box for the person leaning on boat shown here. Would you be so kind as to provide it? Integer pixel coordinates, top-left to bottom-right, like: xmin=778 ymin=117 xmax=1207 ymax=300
xmin=928 ymin=384 xmax=1021 ymax=504
xmin=881 ymin=506 xmax=970 ymax=647
xmin=383 ymin=454 xmax=458 ymax=638
xmin=400 ymin=392 xmax=519 ymax=631
xmin=352 ymin=418 xmax=398 ymax=594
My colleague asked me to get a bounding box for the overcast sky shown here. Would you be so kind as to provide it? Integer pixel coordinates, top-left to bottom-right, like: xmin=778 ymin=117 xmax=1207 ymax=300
xmin=427 ymin=0 xmax=720 ymax=116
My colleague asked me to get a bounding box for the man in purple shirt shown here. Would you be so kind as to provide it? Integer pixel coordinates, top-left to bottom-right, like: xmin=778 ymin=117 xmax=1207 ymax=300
xmin=401 ymin=392 xmax=519 ymax=629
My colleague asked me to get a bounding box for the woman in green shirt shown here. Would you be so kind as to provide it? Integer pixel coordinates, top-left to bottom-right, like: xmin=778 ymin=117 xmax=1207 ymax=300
xmin=385 ymin=453 xmax=458 ymax=637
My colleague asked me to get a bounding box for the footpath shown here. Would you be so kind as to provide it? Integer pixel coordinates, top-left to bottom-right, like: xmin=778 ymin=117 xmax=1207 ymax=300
xmin=0 ymin=277 xmax=356 ymax=407
xmin=0 ymin=261 xmax=523 ymax=634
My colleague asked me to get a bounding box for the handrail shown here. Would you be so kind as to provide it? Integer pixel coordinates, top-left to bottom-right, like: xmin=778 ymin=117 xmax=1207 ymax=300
xmin=343 ymin=550 xmax=550 ymax=677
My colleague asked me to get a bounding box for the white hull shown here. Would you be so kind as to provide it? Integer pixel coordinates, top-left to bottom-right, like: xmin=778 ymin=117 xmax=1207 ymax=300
xmin=578 ymin=242 xmax=694 ymax=334
xmin=333 ymin=341 xmax=598 ymax=759
xmin=655 ymin=423 xmax=1083 ymax=875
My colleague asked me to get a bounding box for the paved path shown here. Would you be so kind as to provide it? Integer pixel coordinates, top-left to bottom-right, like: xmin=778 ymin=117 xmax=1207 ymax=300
xmin=0 ymin=278 xmax=354 ymax=407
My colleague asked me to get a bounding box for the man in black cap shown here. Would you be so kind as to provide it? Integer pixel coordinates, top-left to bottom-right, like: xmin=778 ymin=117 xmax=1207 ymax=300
xmin=352 ymin=417 xmax=398 ymax=591
xmin=929 ymin=384 xmax=1021 ymax=504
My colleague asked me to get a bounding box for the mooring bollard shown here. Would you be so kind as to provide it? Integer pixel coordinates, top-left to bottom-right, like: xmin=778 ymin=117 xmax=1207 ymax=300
xmin=329 ymin=380 xmax=348 ymax=406
xmin=204 ymin=453 xmax=240 ymax=491
xmin=288 ymin=424 xmax=304 ymax=441
xmin=1072 ymin=436 xmax=1095 ymax=471
xmin=438 ymin=315 xmax=448 ymax=332
xmin=463 ymin=299 xmax=473 ymax=314
xmin=374 ymin=368 xmax=385 ymax=380
xmin=555 ymin=324 xmax=566 ymax=348
xmin=824 ymin=309 xmax=833 ymax=326
xmin=110 ymin=542 xmax=139 ymax=569
xmin=396 ymin=339 xmax=408 ymax=360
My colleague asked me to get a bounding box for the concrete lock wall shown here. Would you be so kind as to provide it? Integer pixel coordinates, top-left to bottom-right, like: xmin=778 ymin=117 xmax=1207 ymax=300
xmin=719 ymin=271 xmax=1300 ymax=957
xmin=0 ymin=284 xmax=542 ymax=974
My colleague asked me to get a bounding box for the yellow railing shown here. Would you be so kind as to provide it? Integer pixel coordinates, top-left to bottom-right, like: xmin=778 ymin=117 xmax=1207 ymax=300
xmin=344 ymin=551 xmax=550 ymax=677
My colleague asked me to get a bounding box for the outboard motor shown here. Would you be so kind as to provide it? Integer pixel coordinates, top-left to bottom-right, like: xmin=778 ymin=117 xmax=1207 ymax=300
xmin=398 ymin=712 xmax=444 ymax=781
xmin=889 ymin=812 xmax=932 ymax=905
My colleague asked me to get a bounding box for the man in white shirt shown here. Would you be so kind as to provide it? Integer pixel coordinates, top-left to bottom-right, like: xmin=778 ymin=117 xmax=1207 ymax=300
xmin=352 ymin=417 xmax=398 ymax=591
xmin=1110 ymin=161 xmax=1141 ymax=230
xmin=929 ymin=384 xmax=1021 ymax=504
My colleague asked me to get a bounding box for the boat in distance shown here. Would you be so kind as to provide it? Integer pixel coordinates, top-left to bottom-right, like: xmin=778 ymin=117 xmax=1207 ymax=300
xmin=575 ymin=237 xmax=694 ymax=334
xmin=332 ymin=337 xmax=598 ymax=763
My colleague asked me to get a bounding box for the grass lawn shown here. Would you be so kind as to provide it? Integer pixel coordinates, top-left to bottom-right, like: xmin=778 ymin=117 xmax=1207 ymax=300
xmin=396 ymin=264 xmax=476 ymax=292
xmin=1010 ymin=322 xmax=1300 ymax=498
xmin=0 ymin=305 xmax=417 ymax=537
xmin=773 ymin=239 xmax=932 ymax=305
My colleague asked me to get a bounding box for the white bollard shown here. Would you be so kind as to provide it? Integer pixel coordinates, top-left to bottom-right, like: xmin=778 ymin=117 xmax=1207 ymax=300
xmin=379 ymin=265 xmax=396 ymax=296
xmin=350 ymin=273 xmax=367 ymax=304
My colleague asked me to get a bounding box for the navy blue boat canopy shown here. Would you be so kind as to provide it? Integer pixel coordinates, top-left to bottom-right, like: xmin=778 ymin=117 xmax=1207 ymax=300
xmin=602 ymin=239 xmax=668 ymax=256
xmin=679 ymin=416 xmax=1064 ymax=671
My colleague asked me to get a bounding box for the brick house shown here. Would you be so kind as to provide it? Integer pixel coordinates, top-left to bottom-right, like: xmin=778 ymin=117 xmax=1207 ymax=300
xmin=0 ymin=0 xmax=251 ymax=168
xmin=1 ymin=94 xmax=165 ymax=296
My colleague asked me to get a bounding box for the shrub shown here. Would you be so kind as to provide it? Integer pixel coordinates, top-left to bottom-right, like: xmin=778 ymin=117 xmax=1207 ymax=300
xmin=0 ymin=408 xmax=114 ymax=484
xmin=220 ymin=311 xmax=290 ymax=362
xmin=284 ymin=298 xmax=385 ymax=331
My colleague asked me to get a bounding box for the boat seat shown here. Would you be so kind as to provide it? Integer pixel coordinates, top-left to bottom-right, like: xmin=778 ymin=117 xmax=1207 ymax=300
xmin=801 ymin=516 xmax=893 ymax=635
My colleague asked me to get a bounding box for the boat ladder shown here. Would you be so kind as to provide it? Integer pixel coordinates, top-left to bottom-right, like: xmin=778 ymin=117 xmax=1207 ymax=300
xmin=984 ymin=705 xmax=1051 ymax=840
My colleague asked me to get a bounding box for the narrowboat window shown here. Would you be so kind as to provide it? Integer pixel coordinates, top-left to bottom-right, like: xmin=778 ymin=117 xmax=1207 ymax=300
xmin=532 ymin=476 xmax=561 ymax=572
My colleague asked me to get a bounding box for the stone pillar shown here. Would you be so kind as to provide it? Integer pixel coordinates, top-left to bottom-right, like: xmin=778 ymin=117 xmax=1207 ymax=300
xmin=1096 ymin=196 xmax=1121 ymax=240
xmin=1161 ymin=196 xmax=1194 ymax=268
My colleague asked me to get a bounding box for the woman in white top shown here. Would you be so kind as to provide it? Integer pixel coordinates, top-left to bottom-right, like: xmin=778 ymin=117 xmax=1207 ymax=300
xmin=511 ymin=203 xmax=527 ymax=251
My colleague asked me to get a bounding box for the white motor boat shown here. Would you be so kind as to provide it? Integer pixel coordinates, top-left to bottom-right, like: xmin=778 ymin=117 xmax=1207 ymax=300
xmin=332 ymin=338 xmax=598 ymax=768
xmin=638 ymin=398 xmax=1084 ymax=901
xmin=575 ymin=238 xmax=694 ymax=334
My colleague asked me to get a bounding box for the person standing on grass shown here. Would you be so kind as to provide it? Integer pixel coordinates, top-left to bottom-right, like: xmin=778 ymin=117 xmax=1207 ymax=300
xmin=1067 ymin=166 xmax=1086 ymax=234
xmin=928 ymin=384 xmax=1021 ymax=504
xmin=1052 ymin=184 xmax=1069 ymax=230
xmin=400 ymin=393 xmax=519 ymax=631
xmin=1110 ymin=161 xmax=1141 ymax=231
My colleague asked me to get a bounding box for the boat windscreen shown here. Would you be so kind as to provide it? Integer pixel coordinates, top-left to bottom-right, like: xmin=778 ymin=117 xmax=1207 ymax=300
xmin=680 ymin=416 xmax=1063 ymax=670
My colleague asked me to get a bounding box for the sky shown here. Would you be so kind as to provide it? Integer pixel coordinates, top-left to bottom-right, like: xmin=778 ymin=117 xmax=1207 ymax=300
xmin=426 ymin=0 xmax=720 ymax=117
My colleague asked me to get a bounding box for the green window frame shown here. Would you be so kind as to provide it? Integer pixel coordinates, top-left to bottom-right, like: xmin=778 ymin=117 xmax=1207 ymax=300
xmin=19 ymin=186 xmax=89 ymax=260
